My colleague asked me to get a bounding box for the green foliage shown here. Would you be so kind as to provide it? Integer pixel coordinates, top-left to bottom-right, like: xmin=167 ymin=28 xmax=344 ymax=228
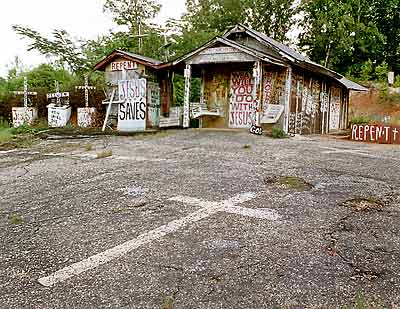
xmin=271 ymin=127 xmax=286 ymax=139
xmin=103 ymin=0 xmax=161 ymax=33
xmin=0 ymin=128 xmax=13 ymax=143
xmin=350 ymin=115 xmax=372 ymax=125
xmin=359 ymin=60 xmax=374 ymax=82
xmin=12 ymin=26 xmax=90 ymax=74
xmin=0 ymin=117 xmax=10 ymax=129
xmin=9 ymin=214 xmax=23 ymax=225
xmin=375 ymin=61 xmax=389 ymax=82
xmin=299 ymin=0 xmax=398 ymax=78
xmin=395 ymin=75 xmax=400 ymax=88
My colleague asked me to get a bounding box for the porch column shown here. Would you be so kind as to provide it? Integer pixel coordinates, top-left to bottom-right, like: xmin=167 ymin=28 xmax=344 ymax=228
xmin=253 ymin=60 xmax=263 ymax=126
xmin=284 ymin=65 xmax=293 ymax=133
xmin=183 ymin=63 xmax=191 ymax=128
xmin=199 ymin=69 xmax=206 ymax=128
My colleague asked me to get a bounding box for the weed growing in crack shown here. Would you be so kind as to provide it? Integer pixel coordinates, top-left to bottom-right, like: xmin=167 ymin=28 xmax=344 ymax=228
xmin=243 ymin=144 xmax=251 ymax=149
xmin=9 ymin=214 xmax=23 ymax=225
xmin=84 ymin=144 xmax=93 ymax=151
xmin=264 ymin=176 xmax=313 ymax=190
xmin=96 ymin=149 xmax=112 ymax=159
xmin=162 ymin=296 xmax=174 ymax=309
xmin=341 ymin=197 xmax=384 ymax=212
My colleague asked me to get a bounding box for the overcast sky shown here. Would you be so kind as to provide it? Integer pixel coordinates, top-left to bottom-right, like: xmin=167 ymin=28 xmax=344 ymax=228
xmin=0 ymin=0 xmax=187 ymax=78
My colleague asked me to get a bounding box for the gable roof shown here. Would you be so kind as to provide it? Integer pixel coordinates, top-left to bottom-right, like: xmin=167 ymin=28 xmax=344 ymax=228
xmin=171 ymin=36 xmax=286 ymax=67
xmin=223 ymin=24 xmax=367 ymax=91
xmin=93 ymin=49 xmax=162 ymax=71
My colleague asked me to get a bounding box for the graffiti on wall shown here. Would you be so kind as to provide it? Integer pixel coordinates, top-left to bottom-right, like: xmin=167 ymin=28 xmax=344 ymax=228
xmin=272 ymin=71 xmax=286 ymax=105
xmin=229 ymin=71 xmax=256 ymax=128
xmin=48 ymin=106 xmax=71 ymax=127
xmin=12 ymin=107 xmax=38 ymax=128
xmin=77 ymin=107 xmax=96 ymax=128
xmin=147 ymin=82 xmax=161 ymax=127
xmin=117 ymin=78 xmax=147 ymax=132
xmin=351 ymin=124 xmax=400 ymax=144
xmin=210 ymin=73 xmax=228 ymax=111
xmin=329 ymin=86 xmax=341 ymax=130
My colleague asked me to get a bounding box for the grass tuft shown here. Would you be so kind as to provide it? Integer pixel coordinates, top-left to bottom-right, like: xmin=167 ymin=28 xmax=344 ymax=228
xmin=96 ymin=149 xmax=112 ymax=159
xmin=84 ymin=143 xmax=93 ymax=151
xmin=271 ymin=127 xmax=287 ymax=139
xmin=243 ymin=144 xmax=251 ymax=149
xmin=265 ymin=176 xmax=313 ymax=190
xmin=9 ymin=214 xmax=23 ymax=225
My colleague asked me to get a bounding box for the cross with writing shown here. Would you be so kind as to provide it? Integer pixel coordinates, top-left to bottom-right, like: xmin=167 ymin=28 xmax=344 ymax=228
xmin=47 ymin=81 xmax=69 ymax=106
xmin=13 ymin=77 xmax=37 ymax=108
xmin=38 ymin=192 xmax=281 ymax=287
xmin=75 ymin=75 xmax=96 ymax=107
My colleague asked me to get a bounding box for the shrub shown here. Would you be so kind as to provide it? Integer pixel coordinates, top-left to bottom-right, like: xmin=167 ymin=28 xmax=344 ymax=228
xmin=271 ymin=127 xmax=286 ymax=139
xmin=350 ymin=115 xmax=372 ymax=125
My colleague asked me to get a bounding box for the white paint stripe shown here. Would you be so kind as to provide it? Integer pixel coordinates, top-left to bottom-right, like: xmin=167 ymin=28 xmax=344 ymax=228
xmin=223 ymin=206 xmax=281 ymax=221
xmin=38 ymin=192 xmax=258 ymax=287
xmin=38 ymin=205 xmax=220 ymax=287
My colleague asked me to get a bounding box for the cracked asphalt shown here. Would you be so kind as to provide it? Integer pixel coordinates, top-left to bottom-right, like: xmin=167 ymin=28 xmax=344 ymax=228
xmin=0 ymin=129 xmax=400 ymax=308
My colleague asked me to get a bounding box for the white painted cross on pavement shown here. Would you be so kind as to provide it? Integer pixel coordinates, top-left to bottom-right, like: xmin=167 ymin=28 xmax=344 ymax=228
xmin=13 ymin=77 xmax=37 ymax=108
xmin=38 ymin=192 xmax=280 ymax=287
xmin=75 ymin=75 xmax=96 ymax=108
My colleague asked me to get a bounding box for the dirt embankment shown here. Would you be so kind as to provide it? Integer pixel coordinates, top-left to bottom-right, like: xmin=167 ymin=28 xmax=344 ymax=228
xmin=350 ymin=87 xmax=400 ymax=124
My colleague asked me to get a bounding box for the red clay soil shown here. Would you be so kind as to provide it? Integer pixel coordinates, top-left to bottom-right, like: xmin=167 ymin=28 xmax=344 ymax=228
xmin=350 ymin=88 xmax=400 ymax=124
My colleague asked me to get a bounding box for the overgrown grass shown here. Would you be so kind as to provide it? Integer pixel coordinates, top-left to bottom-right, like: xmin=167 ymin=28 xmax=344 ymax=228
xmin=271 ymin=127 xmax=286 ymax=139
xmin=350 ymin=115 xmax=372 ymax=125
xmin=0 ymin=127 xmax=13 ymax=143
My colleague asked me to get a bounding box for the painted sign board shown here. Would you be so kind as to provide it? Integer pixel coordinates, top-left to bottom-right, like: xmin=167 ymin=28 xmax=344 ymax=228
xmin=12 ymin=107 xmax=38 ymax=127
xmin=47 ymin=104 xmax=71 ymax=127
xmin=77 ymin=107 xmax=97 ymax=128
xmin=351 ymin=124 xmax=400 ymax=144
xmin=261 ymin=104 xmax=284 ymax=124
xmin=111 ymin=61 xmax=137 ymax=71
xmin=117 ymin=78 xmax=147 ymax=132
xmin=229 ymin=71 xmax=256 ymax=128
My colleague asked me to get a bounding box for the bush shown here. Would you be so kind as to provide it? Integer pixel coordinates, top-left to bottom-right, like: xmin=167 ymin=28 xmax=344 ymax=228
xmin=350 ymin=115 xmax=372 ymax=125
xmin=271 ymin=127 xmax=286 ymax=139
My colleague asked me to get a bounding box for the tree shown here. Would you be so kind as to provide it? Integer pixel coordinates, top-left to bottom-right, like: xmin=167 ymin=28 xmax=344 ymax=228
xmin=12 ymin=25 xmax=90 ymax=74
xmin=372 ymin=0 xmax=400 ymax=72
xmin=103 ymin=0 xmax=161 ymax=52
xmin=247 ymin=0 xmax=298 ymax=42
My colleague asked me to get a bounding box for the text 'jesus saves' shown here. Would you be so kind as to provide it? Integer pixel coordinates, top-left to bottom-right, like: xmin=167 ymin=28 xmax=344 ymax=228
xmin=119 ymin=101 xmax=146 ymax=121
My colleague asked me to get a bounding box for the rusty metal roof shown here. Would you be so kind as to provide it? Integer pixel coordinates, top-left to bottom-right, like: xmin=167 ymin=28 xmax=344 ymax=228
xmin=223 ymin=24 xmax=367 ymax=91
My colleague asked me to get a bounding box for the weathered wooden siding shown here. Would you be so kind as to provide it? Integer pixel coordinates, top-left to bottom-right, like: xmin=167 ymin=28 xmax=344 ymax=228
xmin=201 ymin=67 xmax=230 ymax=128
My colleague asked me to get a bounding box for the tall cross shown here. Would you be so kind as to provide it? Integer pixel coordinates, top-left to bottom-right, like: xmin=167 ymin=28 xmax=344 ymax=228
xmin=47 ymin=81 xmax=69 ymax=106
xmin=75 ymin=75 xmax=96 ymax=107
xmin=13 ymin=77 xmax=37 ymax=108
xmin=54 ymin=81 xmax=61 ymax=105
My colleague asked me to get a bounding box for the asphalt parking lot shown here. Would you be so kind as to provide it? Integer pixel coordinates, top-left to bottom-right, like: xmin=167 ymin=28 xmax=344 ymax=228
xmin=1 ymin=129 xmax=399 ymax=308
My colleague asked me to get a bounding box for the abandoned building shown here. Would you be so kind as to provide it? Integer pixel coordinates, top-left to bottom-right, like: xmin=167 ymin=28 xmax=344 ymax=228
xmin=94 ymin=24 xmax=367 ymax=134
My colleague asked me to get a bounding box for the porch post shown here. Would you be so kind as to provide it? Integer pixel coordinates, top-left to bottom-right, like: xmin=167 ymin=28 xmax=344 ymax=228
xmin=183 ymin=63 xmax=191 ymax=128
xmin=199 ymin=69 xmax=206 ymax=128
xmin=284 ymin=65 xmax=292 ymax=133
xmin=253 ymin=60 xmax=263 ymax=126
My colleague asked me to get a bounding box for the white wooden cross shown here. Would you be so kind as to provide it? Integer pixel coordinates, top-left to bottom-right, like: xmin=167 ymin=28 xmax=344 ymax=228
xmin=13 ymin=77 xmax=37 ymax=108
xmin=38 ymin=192 xmax=280 ymax=287
xmin=75 ymin=75 xmax=96 ymax=108
xmin=47 ymin=81 xmax=69 ymax=106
